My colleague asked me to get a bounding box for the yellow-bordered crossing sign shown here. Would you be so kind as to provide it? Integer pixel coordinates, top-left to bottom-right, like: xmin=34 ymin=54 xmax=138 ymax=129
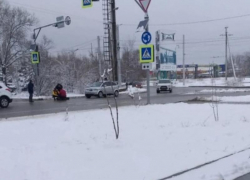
xmin=31 ymin=51 xmax=40 ymax=64
xmin=139 ymin=44 xmax=154 ymax=63
xmin=82 ymin=0 xmax=93 ymax=8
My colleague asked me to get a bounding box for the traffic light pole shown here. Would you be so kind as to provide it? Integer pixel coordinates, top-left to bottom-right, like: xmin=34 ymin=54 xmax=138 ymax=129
xmin=32 ymin=18 xmax=71 ymax=95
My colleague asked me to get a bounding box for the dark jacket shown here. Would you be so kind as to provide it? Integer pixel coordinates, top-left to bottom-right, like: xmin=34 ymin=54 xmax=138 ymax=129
xmin=28 ymin=82 xmax=34 ymax=94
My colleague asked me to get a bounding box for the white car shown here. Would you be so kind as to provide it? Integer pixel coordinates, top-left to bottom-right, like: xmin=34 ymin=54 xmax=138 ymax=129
xmin=156 ymin=79 xmax=173 ymax=94
xmin=0 ymin=82 xmax=13 ymax=108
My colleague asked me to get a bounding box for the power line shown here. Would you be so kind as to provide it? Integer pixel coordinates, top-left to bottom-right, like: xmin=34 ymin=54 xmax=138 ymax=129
xmin=123 ymin=13 xmax=250 ymax=26
xmin=50 ymin=39 xmax=97 ymax=53
xmin=66 ymin=39 xmax=97 ymax=49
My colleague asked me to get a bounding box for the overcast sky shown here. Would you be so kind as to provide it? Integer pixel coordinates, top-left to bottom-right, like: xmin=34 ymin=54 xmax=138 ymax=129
xmin=6 ymin=0 xmax=250 ymax=65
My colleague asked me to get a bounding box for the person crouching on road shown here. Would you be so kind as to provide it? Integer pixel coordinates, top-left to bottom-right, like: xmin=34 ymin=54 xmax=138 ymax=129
xmin=58 ymin=88 xmax=67 ymax=100
xmin=28 ymin=80 xmax=34 ymax=102
xmin=52 ymin=84 xmax=62 ymax=100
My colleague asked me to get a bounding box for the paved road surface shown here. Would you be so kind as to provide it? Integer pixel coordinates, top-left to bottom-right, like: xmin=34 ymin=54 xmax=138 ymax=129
xmin=235 ymin=173 xmax=250 ymax=180
xmin=1 ymin=87 xmax=250 ymax=119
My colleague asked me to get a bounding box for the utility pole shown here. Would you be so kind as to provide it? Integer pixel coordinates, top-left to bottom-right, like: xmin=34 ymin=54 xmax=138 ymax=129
xmin=183 ymin=35 xmax=185 ymax=86
xmin=97 ymin=36 xmax=102 ymax=77
xmin=91 ymin=43 xmax=93 ymax=56
xmin=111 ymin=0 xmax=118 ymax=82
xmin=225 ymin=27 xmax=228 ymax=80
xmin=220 ymin=27 xmax=233 ymax=80
xmin=116 ymin=25 xmax=122 ymax=86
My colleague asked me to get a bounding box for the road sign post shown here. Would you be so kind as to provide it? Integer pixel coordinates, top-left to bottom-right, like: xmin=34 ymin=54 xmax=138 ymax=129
xmin=135 ymin=0 xmax=152 ymax=104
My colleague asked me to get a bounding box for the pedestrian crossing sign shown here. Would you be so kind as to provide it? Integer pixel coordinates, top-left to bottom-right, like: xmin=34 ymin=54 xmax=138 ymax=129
xmin=31 ymin=52 xmax=40 ymax=64
xmin=82 ymin=0 xmax=92 ymax=8
xmin=139 ymin=44 xmax=154 ymax=63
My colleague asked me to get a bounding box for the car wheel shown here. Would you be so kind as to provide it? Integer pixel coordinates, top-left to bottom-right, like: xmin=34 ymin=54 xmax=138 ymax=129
xmin=114 ymin=90 xmax=119 ymax=97
xmin=85 ymin=95 xmax=91 ymax=99
xmin=157 ymin=90 xmax=160 ymax=94
xmin=169 ymin=89 xmax=172 ymax=93
xmin=0 ymin=96 xmax=9 ymax=108
xmin=98 ymin=91 xmax=104 ymax=98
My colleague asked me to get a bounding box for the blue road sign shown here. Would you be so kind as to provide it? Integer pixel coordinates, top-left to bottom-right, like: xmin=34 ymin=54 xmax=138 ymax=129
xmin=141 ymin=31 xmax=152 ymax=44
xmin=82 ymin=0 xmax=92 ymax=8
xmin=139 ymin=44 xmax=154 ymax=63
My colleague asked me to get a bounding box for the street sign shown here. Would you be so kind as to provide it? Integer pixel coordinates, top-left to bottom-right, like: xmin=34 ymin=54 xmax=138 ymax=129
xmin=139 ymin=44 xmax=154 ymax=63
xmin=65 ymin=16 xmax=71 ymax=25
xmin=31 ymin=52 xmax=40 ymax=64
xmin=56 ymin=16 xmax=64 ymax=28
xmin=142 ymin=63 xmax=152 ymax=70
xmin=139 ymin=0 xmax=152 ymax=13
xmin=141 ymin=31 xmax=151 ymax=44
xmin=82 ymin=0 xmax=93 ymax=8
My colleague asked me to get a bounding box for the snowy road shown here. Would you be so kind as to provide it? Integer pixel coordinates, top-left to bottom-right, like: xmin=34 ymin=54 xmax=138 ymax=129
xmin=1 ymin=87 xmax=250 ymax=119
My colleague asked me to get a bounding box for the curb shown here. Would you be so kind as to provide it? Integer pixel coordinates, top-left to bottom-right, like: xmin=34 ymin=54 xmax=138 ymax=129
xmin=12 ymin=96 xmax=86 ymax=101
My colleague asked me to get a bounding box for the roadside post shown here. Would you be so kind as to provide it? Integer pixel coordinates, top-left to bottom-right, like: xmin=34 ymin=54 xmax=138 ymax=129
xmin=135 ymin=0 xmax=152 ymax=104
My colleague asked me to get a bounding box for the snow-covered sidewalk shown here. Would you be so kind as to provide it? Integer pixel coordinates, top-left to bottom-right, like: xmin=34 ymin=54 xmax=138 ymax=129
xmin=1 ymin=103 xmax=250 ymax=180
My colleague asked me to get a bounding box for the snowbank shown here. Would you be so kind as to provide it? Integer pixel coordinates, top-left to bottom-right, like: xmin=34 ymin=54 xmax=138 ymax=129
xmin=12 ymin=92 xmax=85 ymax=100
xmin=1 ymin=103 xmax=250 ymax=180
xmin=120 ymin=85 xmax=147 ymax=95
xmin=200 ymin=89 xmax=250 ymax=93
xmin=199 ymin=95 xmax=250 ymax=103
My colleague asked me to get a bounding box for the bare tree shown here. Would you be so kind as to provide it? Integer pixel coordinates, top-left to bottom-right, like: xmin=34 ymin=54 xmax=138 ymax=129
xmin=0 ymin=0 xmax=37 ymax=84
xmin=34 ymin=36 xmax=54 ymax=95
xmin=101 ymin=69 xmax=120 ymax=139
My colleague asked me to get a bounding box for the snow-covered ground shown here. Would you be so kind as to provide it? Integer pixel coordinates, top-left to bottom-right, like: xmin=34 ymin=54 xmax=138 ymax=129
xmin=12 ymin=92 xmax=85 ymax=100
xmin=200 ymin=89 xmax=250 ymax=93
xmin=185 ymin=88 xmax=250 ymax=95
xmin=174 ymin=77 xmax=250 ymax=87
xmin=200 ymin=95 xmax=250 ymax=103
xmin=1 ymin=103 xmax=250 ymax=180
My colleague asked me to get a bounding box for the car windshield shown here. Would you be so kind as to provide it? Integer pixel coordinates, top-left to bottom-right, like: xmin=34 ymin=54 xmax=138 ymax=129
xmin=90 ymin=82 xmax=103 ymax=87
xmin=159 ymin=80 xmax=171 ymax=84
